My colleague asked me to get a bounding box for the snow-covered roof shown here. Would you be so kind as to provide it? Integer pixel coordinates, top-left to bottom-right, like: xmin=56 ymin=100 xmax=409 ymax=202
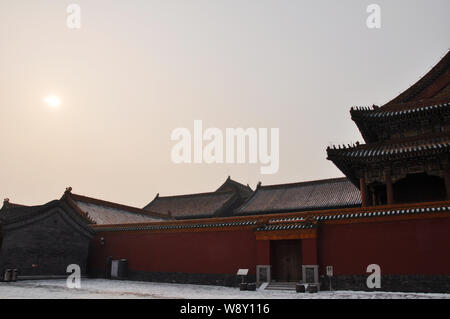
xmin=62 ymin=190 xmax=170 ymax=225
xmin=74 ymin=200 xmax=164 ymax=225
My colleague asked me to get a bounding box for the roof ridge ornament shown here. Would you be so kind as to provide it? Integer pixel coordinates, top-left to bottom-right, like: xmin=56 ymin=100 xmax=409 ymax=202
xmin=3 ymin=198 xmax=10 ymax=208
xmin=65 ymin=187 xmax=73 ymax=194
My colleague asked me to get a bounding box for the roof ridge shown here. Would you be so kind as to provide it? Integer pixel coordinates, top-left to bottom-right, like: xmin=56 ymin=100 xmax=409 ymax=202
xmin=216 ymin=177 xmax=253 ymax=192
xmin=258 ymin=177 xmax=350 ymax=189
xmin=1 ymin=199 xmax=29 ymax=210
xmin=153 ymin=190 xmax=236 ymax=200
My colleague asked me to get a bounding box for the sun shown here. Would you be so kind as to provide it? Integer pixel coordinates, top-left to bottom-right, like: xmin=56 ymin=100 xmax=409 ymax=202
xmin=44 ymin=95 xmax=61 ymax=108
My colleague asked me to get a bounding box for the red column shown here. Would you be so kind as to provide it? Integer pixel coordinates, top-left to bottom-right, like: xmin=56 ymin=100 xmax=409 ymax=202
xmin=385 ymin=170 xmax=394 ymax=205
xmin=371 ymin=189 xmax=377 ymax=206
xmin=444 ymin=170 xmax=450 ymax=200
xmin=360 ymin=176 xmax=369 ymax=207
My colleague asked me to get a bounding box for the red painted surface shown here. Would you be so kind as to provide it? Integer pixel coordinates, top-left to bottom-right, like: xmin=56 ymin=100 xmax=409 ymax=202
xmin=89 ymin=230 xmax=257 ymax=275
xmin=302 ymin=238 xmax=318 ymax=265
xmin=88 ymin=217 xmax=450 ymax=277
xmin=318 ymin=218 xmax=450 ymax=275
xmin=256 ymin=240 xmax=270 ymax=265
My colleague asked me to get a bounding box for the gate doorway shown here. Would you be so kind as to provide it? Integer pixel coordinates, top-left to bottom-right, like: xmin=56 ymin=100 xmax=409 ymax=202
xmin=270 ymin=240 xmax=302 ymax=282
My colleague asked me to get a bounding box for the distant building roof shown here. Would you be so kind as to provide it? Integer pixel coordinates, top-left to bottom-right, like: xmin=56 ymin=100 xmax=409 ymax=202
xmin=1 ymin=198 xmax=28 ymax=210
xmin=215 ymin=176 xmax=253 ymax=199
xmin=62 ymin=189 xmax=169 ymax=225
xmin=235 ymin=177 xmax=361 ymax=215
xmin=0 ymin=201 xmax=56 ymax=224
xmin=0 ymin=199 xmax=94 ymax=238
xmin=143 ymin=191 xmax=239 ymax=219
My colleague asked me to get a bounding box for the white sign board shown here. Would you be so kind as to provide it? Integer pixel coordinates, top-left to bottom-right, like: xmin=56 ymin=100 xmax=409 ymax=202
xmin=326 ymin=266 xmax=333 ymax=277
xmin=237 ymin=269 xmax=249 ymax=276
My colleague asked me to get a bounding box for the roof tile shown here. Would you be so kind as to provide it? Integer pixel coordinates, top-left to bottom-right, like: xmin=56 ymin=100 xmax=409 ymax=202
xmin=235 ymin=178 xmax=361 ymax=215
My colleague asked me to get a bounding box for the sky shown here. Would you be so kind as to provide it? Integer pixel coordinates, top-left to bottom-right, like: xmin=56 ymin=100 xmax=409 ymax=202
xmin=0 ymin=0 xmax=449 ymax=207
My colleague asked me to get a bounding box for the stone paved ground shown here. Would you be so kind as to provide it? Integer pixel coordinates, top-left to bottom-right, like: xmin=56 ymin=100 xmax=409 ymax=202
xmin=0 ymin=279 xmax=449 ymax=299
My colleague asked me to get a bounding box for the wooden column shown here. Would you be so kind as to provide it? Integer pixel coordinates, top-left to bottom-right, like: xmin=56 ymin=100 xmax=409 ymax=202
xmin=385 ymin=169 xmax=394 ymax=205
xmin=444 ymin=170 xmax=450 ymax=200
xmin=360 ymin=176 xmax=369 ymax=207
xmin=371 ymin=189 xmax=377 ymax=206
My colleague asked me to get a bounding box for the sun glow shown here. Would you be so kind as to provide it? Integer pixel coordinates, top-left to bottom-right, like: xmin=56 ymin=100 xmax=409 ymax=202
xmin=44 ymin=95 xmax=61 ymax=108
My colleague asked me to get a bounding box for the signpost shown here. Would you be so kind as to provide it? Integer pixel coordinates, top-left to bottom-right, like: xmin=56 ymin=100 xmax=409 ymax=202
xmin=326 ymin=266 xmax=333 ymax=291
xmin=237 ymin=269 xmax=249 ymax=283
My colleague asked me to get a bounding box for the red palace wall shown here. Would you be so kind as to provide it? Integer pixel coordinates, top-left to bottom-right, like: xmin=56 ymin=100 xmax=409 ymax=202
xmin=318 ymin=218 xmax=450 ymax=276
xmin=88 ymin=217 xmax=450 ymax=279
xmin=302 ymin=238 xmax=318 ymax=265
xmin=88 ymin=229 xmax=257 ymax=276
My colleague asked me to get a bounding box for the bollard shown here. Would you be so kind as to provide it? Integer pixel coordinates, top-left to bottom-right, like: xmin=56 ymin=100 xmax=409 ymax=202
xmin=247 ymin=283 xmax=256 ymax=291
xmin=307 ymin=284 xmax=319 ymax=293
xmin=3 ymin=269 xmax=12 ymax=282
xmin=296 ymin=283 xmax=306 ymax=293
xmin=11 ymin=269 xmax=18 ymax=282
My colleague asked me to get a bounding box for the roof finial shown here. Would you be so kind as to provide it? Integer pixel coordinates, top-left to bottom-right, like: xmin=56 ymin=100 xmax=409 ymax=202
xmin=256 ymin=181 xmax=262 ymax=189
xmin=2 ymin=198 xmax=10 ymax=209
xmin=65 ymin=187 xmax=72 ymax=194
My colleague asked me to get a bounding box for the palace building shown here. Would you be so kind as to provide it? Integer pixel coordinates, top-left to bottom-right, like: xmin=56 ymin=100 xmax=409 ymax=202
xmin=1 ymin=51 xmax=449 ymax=292
xmin=327 ymin=51 xmax=450 ymax=206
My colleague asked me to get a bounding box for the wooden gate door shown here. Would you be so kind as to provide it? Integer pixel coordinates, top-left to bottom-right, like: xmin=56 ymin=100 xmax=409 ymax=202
xmin=271 ymin=240 xmax=302 ymax=282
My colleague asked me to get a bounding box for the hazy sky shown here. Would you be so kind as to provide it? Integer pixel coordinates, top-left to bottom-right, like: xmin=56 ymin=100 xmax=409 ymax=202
xmin=0 ymin=0 xmax=449 ymax=207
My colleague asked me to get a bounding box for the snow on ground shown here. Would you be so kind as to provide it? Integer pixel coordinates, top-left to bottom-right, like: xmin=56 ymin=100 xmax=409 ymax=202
xmin=0 ymin=279 xmax=448 ymax=299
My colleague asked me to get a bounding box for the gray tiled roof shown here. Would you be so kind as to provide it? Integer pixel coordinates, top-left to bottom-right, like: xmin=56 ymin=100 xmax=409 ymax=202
xmin=143 ymin=191 xmax=238 ymax=219
xmin=235 ymin=178 xmax=361 ymax=215
xmin=216 ymin=177 xmax=253 ymax=199
xmin=351 ymin=102 xmax=450 ymax=119
xmin=327 ymin=137 xmax=450 ymax=161
xmin=65 ymin=192 xmax=168 ymax=225
xmin=0 ymin=201 xmax=59 ymax=224
xmin=93 ymin=204 xmax=450 ymax=233
xmin=0 ymin=200 xmax=93 ymax=232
